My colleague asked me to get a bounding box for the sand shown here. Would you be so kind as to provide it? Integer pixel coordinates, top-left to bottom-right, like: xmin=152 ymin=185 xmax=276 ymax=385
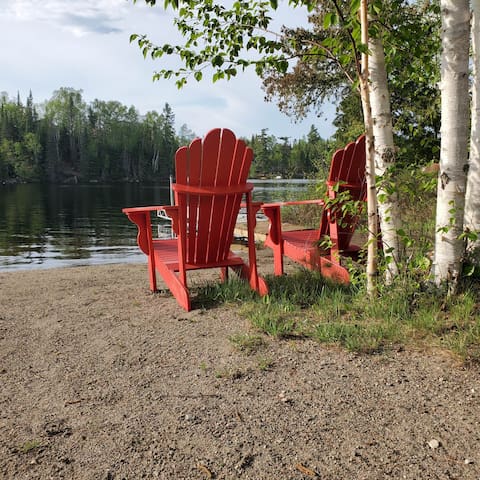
xmin=1 ymin=250 xmax=479 ymax=479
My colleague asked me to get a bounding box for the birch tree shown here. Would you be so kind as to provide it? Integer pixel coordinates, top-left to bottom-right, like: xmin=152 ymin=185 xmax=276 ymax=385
xmin=359 ymin=0 xmax=378 ymax=295
xmin=369 ymin=34 xmax=400 ymax=283
xmin=465 ymin=0 xmax=480 ymax=267
xmin=434 ymin=0 xmax=470 ymax=289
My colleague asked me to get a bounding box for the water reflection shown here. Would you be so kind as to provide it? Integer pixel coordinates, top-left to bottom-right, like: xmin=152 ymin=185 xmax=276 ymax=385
xmin=0 ymin=180 xmax=315 ymax=270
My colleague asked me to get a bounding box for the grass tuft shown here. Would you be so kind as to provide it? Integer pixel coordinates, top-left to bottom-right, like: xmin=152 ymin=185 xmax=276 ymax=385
xmin=19 ymin=440 xmax=43 ymax=454
xmin=194 ymin=277 xmax=260 ymax=308
xmin=229 ymin=333 xmax=266 ymax=354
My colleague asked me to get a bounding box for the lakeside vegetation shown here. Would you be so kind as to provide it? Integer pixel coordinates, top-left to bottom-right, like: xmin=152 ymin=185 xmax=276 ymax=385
xmin=0 ymin=88 xmax=334 ymax=184
xmin=195 ymin=268 xmax=480 ymax=366
xmin=195 ymin=163 xmax=479 ymax=366
xmin=1 ymin=77 xmax=439 ymax=186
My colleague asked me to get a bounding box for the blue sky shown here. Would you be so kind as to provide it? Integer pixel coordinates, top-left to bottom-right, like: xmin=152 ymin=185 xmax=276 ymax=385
xmin=0 ymin=0 xmax=335 ymax=140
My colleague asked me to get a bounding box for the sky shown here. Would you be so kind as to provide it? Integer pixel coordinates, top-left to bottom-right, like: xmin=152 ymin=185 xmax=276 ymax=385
xmin=0 ymin=0 xmax=335 ymax=141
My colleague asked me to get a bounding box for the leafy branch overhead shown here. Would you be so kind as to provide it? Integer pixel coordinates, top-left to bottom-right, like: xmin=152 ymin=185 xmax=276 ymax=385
xmin=130 ymin=0 xmax=374 ymax=89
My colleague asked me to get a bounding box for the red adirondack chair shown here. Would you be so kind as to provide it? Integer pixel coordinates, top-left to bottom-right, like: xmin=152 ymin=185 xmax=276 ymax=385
xmin=262 ymin=135 xmax=366 ymax=283
xmin=122 ymin=128 xmax=268 ymax=311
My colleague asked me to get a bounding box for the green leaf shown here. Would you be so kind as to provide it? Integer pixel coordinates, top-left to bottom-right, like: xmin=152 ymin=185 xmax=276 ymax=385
xmin=464 ymin=264 xmax=476 ymax=277
xmin=323 ymin=12 xmax=334 ymax=29
xmin=278 ymin=59 xmax=288 ymax=73
xmin=212 ymin=71 xmax=225 ymax=82
xmin=175 ymin=77 xmax=187 ymax=89
xmin=194 ymin=71 xmax=203 ymax=81
xmin=350 ymin=0 xmax=360 ymax=14
xmin=225 ymin=67 xmax=238 ymax=78
xmin=212 ymin=55 xmax=224 ymax=67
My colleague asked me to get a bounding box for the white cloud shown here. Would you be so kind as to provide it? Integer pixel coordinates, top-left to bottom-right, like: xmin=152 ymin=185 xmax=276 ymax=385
xmin=0 ymin=0 xmax=335 ymax=140
xmin=3 ymin=0 xmax=128 ymax=36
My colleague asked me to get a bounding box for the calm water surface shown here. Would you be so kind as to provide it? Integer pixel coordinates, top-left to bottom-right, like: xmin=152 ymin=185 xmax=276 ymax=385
xmin=0 ymin=180 xmax=314 ymax=270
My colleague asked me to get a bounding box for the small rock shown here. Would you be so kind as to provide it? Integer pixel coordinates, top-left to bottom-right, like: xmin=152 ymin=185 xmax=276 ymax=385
xmin=428 ymin=439 xmax=441 ymax=449
xmin=464 ymin=458 xmax=474 ymax=465
xmin=278 ymin=391 xmax=291 ymax=403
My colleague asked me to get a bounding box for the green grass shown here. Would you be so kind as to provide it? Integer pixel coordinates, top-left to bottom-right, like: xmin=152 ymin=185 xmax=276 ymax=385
xmin=196 ymin=267 xmax=480 ymax=365
xmin=19 ymin=440 xmax=43 ymax=454
xmin=191 ymin=172 xmax=480 ymax=365
xmin=194 ymin=277 xmax=259 ymax=309
xmin=257 ymin=356 xmax=274 ymax=371
xmin=229 ymin=333 xmax=266 ymax=354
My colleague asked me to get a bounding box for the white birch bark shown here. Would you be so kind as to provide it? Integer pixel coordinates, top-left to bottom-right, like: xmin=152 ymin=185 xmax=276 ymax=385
xmin=360 ymin=0 xmax=378 ymax=296
xmin=465 ymin=0 xmax=480 ymax=265
xmin=434 ymin=0 xmax=470 ymax=288
xmin=369 ymin=36 xmax=401 ymax=283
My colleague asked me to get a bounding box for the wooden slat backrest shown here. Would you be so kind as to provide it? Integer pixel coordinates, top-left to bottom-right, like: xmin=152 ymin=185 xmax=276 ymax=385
xmin=174 ymin=128 xmax=252 ymax=265
xmin=213 ymin=130 xmax=253 ymax=258
xmin=320 ymin=135 xmax=366 ymax=249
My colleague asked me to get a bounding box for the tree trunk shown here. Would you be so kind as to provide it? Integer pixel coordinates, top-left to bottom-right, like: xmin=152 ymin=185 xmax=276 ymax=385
xmin=434 ymin=0 xmax=470 ymax=290
xmin=369 ymin=35 xmax=401 ymax=283
xmin=465 ymin=0 xmax=480 ymax=266
xmin=360 ymin=0 xmax=378 ymax=296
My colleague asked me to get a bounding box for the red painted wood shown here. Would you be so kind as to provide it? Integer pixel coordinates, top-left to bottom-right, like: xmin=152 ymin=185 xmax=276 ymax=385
xmin=262 ymin=135 xmax=367 ymax=283
xmin=122 ymin=128 xmax=267 ymax=311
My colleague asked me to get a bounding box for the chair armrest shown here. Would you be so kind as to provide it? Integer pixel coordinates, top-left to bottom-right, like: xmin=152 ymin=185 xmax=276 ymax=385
xmin=122 ymin=205 xmax=167 ymax=214
xmin=261 ymin=199 xmax=325 ymax=209
xmin=240 ymin=201 xmax=263 ymax=209
xmin=122 ymin=205 xmax=178 ymax=254
xmin=261 ymin=199 xmax=326 ymax=245
xmin=260 ymin=203 xmax=282 ymax=245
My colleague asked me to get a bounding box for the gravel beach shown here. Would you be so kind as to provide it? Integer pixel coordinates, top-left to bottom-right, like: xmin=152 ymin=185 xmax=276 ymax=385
xmin=1 ymin=250 xmax=479 ymax=479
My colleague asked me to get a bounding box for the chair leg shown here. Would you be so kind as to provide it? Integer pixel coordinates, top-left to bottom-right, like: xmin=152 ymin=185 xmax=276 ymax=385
xmin=262 ymin=206 xmax=284 ymax=276
xmin=231 ymin=263 xmax=268 ymax=296
xmin=272 ymin=244 xmax=284 ymax=276
xmin=147 ymin=255 xmax=157 ymax=291
xmin=220 ymin=267 xmax=228 ymax=282
xmin=155 ymin=262 xmax=191 ymax=311
xmin=319 ymin=256 xmax=350 ymax=284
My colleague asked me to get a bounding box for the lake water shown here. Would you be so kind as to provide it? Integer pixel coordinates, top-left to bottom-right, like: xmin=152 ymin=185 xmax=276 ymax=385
xmin=0 ymin=180 xmax=315 ymax=271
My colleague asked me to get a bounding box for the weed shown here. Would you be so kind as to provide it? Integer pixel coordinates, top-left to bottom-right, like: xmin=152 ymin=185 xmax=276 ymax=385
xmin=19 ymin=440 xmax=43 ymax=454
xmin=257 ymin=356 xmax=274 ymax=371
xmin=214 ymin=367 xmax=244 ymax=379
xmin=195 ymin=277 xmax=259 ymax=308
xmin=229 ymin=333 xmax=266 ymax=354
xmin=245 ymin=304 xmax=298 ymax=338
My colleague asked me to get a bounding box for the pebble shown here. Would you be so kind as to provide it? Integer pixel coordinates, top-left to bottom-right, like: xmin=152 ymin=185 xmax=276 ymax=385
xmin=278 ymin=391 xmax=291 ymax=403
xmin=464 ymin=458 xmax=474 ymax=465
xmin=427 ymin=439 xmax=441 ymax=449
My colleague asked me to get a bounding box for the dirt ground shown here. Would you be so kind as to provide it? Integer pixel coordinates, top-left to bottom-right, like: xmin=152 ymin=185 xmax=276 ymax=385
xmin=1 ymin=249 xmax=479 ymax=480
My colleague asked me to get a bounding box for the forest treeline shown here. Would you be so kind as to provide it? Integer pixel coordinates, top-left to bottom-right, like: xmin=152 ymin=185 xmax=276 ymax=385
xmin=0 ymin=88 xmax=331 ymax=184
